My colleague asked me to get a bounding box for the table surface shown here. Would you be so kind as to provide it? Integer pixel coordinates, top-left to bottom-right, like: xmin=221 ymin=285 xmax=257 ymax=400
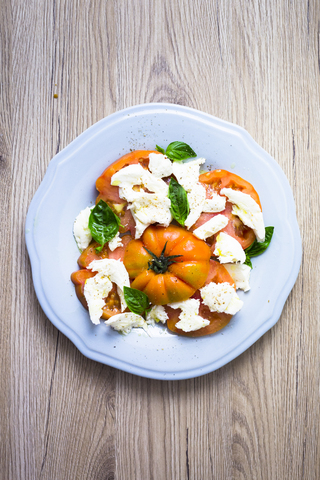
xmin=2 ymin=1 xmax=319 ymax=479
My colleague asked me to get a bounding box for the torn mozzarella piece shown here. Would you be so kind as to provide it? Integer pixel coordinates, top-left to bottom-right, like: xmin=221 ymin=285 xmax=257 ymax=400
xmin=220 ymin=188 xmax=265 ymax=242
xmin=105 ymin=313 xmax=147 ymax=335
xmin=168 ymin=299 xmax=210 ymax=332
xmin=84 ymin=259 xmax=130 ymax=324
xmin=73 ymin=206 xmax=93 ymax=251
xmin=108 ymin=232 xmax=123 ymax=251
xmin=200 ymin=282 xmax=243 ymax=315
xmin=172 ymin=157 xmax=206 ymax=192
xmin=184 ymin=183 xmax=206 ymax=229
xmin=214 ymin=232 xmax=246 ymax=264
xmin=146 ymin=305 xmax=168 ymax=325
xmin=193 ymin=214 xmax=229 ymax=240
xmin=111 ymin=164 xmax=171 ymax=238
xmin=129 ymin=193 xmax=172 ymax=227
xmin=202 ymin=193 xmax=226 ymax=213
xmin=148 ymin=153 xmax=173 ymax=178
xmin=223 ymin=264 xmax=251 ymax=292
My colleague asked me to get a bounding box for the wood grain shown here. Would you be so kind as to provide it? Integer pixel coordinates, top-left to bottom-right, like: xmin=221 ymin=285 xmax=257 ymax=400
xmin=2 ymin=0 xmax=319 ymax=478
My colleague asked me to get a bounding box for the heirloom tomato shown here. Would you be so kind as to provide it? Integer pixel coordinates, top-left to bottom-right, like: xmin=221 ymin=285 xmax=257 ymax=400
xmin=123 ymin=225 xmax=211 ymax=305
xmin=166 ymin=260 xmax=235 ymax=337
xmin=192 ymin=169 xmax=260 ymax=250
xmin=95 ymin=150 xmax=158 ymax=236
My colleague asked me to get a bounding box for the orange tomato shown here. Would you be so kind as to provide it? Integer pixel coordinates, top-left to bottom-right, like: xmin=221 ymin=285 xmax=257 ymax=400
xmin=166 ymin=260 xmax=235 ymax=337
xmin=124 ymin=225 xmax=211 ymax=305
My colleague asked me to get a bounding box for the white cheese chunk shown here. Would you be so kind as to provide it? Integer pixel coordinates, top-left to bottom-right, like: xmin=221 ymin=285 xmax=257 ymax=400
xmin=200 ymin=282 xmax=243 ymax=315
xmin=168 ymin=299 xmax=210 ymax=332
xmin=224 ymin=264 xmax=251 ymax=292
xmin=148 ymin=153 xmax=173 ymax=178
xmin=172 ymin=157 xmax=206 ymax=192
xmin=129 ymin=193 xmax=172 ymax=227
xmin=111 ymin=164 xmax=172 ymax=238
xmin=225 ymin=295 xmax=244 ymax=315
xmin=184 ymin=183 xmax=207 ymax=228
xmin=146 ymin=305 xmax=168 ymax=325
xmin=108 ymin=232 xmax=123 ymax=251
xmin=214 ymin=232 xmax=246 ymax=264
xmin=193 ymin=214 xmax=229 ymax=240
xmin=73 ymin=206 xmax=93 ymax=251
xmin=84 ymin=259 xmax=130 ymax=324
xmin=202 ymin=193 xmax=226 ymax=213
xmin=220 ymin=188 xmax=265 ymax=242
xmin=105 ymin=313 xmax=147 ymax=335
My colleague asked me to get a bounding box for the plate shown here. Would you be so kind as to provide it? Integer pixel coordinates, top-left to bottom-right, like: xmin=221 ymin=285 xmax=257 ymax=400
xmin=26 ymin=103 xmax=302 ymax=380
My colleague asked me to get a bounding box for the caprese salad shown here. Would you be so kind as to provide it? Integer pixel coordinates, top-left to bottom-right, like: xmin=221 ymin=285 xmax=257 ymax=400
xmin=71 ymin=142 xmax=273 ymax=337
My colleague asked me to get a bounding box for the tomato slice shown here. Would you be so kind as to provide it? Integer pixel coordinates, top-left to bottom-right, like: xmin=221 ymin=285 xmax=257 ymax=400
xmin=166 ymin=260 xmax=235 ymax=337
xmin=70 ymin=269 xmax=122 ymax=319
xmin=96 ymin=150 xmax=158 ymax=204
xmin=199 ymin=169 xmax=261 ymax=208
xmin=192 ymin=202 xmax=256 ymax=251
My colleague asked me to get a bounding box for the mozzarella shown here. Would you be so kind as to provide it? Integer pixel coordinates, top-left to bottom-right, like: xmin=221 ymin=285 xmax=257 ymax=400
xmin=146 ymin=305 xmax=168 ymax=325
xmin=129 ymin=193 xmax=172 ymax=227
xmin=105 ymin=313 xmax=147 ymax=335
xmin=172 ymin=157 xmax=206 ymax=192
xmin=168 ymin=299 xmax=210 ymax=332
xmin=84 ymin=259 xmax=130 ymax=324
xmin=111 ymin=164 xmax=171 ymax=238
xmin=108 ymin=232 xmax=123 ymax=251
xmin=202 ymin=193 xmax=226 ymax=213
xmin=224 ymin=264 xmax=251 ymax=292
xmin=148 ymin=153 xmax=173 ymax=178
xmin=73 ymin=206 xmax=93 ymax=251
xmin=193 ymin=214 xmax=229 ymax=240
xmin=220 ymin=188 xmax=265 ymax=242
xmin=200 ymin=282 xmax=243 ymax=315
xmin=184 ymin=183 xmax=207 ymax=228
xmin=214 ymin=232 xmax=246 ymax=264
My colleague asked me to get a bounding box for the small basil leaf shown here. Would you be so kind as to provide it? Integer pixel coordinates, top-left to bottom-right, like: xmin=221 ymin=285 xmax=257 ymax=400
xmin=245 ymin=226 xmax=274 ymax=258
xmin=244 ymin=255 xmax=253 ymax=269
xmin=165 ymin=141 xmax=197 ymax=162
xmin=123 ymin=286 xmax=150 ymax=315
xmin=88 ymin=200 xmax=121 ymax=252
xmin=168 ymin=177 xmax=189 ymax=226
xmin=155 ymin=145 xmax=166 ymax=155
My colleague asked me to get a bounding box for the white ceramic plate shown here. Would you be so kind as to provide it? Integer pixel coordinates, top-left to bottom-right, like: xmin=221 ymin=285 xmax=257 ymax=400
xmin=26 ymin=103 xmax=301 ymax=380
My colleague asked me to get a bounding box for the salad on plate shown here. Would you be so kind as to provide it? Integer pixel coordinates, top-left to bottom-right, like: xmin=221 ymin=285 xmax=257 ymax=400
xmin=71 ymin=142 xmax=273 ymax=337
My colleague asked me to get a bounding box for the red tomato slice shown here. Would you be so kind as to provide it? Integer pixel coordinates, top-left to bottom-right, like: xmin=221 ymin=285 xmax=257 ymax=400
xmin=70 ymin=269 xmax=123 ymax=319
xmin=199 ymin=169 xmax=262 ymax=208
xmin=192 ymin=202 xmax=256 ymax=251
xmin=95 ymin=150 xmax=158 ymax=236
xmin=166 ymin=260 xmax=235 ymax=337
xmin=96 ymin=150 xmax=158 ymax=204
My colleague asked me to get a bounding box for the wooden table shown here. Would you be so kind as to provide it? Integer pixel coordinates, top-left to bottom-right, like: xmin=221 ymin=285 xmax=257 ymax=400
xmin=2 ymin=1 xmax=319 ymax=478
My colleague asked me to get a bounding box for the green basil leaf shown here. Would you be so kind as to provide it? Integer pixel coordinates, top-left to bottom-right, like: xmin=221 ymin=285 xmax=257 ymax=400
xmin=88 ymin=200 xmax=121 ymax=252
xmin=123 ymin=286 xmax=150 ymax=315
xmin=245 ymin=226 xmax=274 ymax=257
xmin=244 ymin=226 xmax=274 ymax=266
xmin=168 ymin=177 xmax=189 ymax=226
xmin=165 ymin=141 xmax=197 ymax=162
xmin=155 ymin=145 xmax=166 ymax=155
xmin=244 ymin=255 xmax=253 ymax=269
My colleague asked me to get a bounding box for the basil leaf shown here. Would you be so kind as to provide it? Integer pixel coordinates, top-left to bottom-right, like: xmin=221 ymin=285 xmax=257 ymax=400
xmin=244 ymin=255 xmax=253 ymax=269
xmin=244 ymin=226 xmax=274 ymax=266
xmin=165 ymin=141 xmax=197 ymax=162
xmin=155 ymin=145 xmax=166 ymax=155
xmin=168 ymin=177 xmax=189 ymax=226
xmin=88 ymin=200 xmax=121 ymax=252
xmin=123 ymin=286 xmax=150 ymax=315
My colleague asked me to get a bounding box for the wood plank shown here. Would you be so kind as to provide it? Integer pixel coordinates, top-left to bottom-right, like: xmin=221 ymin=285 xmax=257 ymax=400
xmin=4 ymin=0 xmax=319 ymax=478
